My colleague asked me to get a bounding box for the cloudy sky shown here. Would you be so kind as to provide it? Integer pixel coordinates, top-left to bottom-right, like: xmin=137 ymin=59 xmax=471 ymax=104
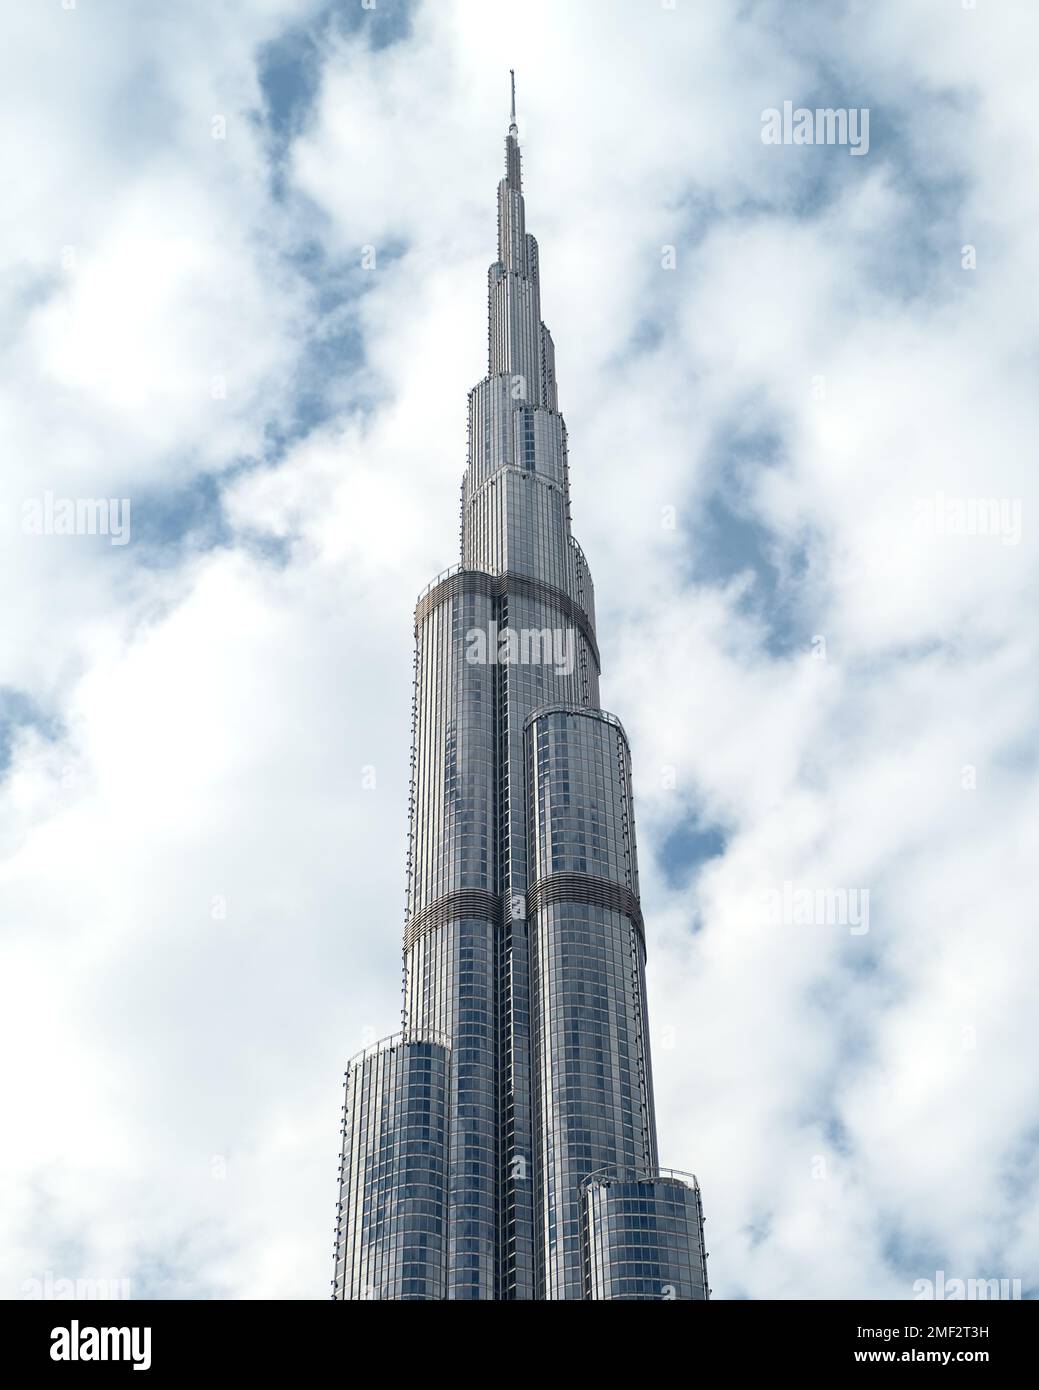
xmin=2 ymin=0 xmax=1037 ymax=1300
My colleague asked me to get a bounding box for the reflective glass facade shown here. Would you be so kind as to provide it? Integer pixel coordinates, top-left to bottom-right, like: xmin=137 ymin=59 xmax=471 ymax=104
xmin=333 ymin=88 xmax=709 ymax=1301
xmin=582 ymin=1171 xmax=710 ymax=1301
xmin=334 ymin=1034 xmax=450 ymax=1301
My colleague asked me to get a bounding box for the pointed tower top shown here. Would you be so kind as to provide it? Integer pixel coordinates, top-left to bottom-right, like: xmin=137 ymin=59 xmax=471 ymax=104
xmin=508 ymin=69 xmax=518 ymax=135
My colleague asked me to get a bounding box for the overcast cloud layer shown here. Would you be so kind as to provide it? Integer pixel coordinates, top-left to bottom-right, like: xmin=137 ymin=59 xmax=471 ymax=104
xmin=1 ymin=0 xmax=1037 ymax=1300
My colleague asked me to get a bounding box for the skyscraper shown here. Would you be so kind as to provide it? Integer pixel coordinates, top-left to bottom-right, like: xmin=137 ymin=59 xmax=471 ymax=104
xmin=333 ymin=76 xmax=709 ymax=1302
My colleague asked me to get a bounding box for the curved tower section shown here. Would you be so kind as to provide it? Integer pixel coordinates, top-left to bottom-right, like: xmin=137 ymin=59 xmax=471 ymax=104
xmin=333 ymin=76 xmax=709 ymax=1302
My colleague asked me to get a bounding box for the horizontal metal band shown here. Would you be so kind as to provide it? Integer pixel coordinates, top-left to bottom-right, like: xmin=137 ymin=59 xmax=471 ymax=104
xmin=414 ymin=569 xmax=600 ymax=672
xmin=404 ymin=888 xmax=501 ymax=952
xmin=524 ymin=702 xmax=629 ymax=746
xmin=526 ymin=871 xmax=644 ymax=945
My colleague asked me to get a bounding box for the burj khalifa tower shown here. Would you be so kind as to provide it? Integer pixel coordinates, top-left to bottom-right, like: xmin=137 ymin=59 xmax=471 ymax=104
xmin=333 ymin=76 xmax=710 ymax=1302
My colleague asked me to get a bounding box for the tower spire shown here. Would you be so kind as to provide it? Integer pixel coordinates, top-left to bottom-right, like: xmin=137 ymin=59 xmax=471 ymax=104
xmin=503 ymin=69 xmax=522 ymax=193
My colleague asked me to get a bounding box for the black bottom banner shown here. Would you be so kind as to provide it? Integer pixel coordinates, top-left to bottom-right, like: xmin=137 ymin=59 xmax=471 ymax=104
xmin=1 ymin=1296 xmax=1032 ymax=1378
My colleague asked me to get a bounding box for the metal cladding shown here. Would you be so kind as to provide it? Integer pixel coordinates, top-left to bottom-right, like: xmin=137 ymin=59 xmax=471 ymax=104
xmin=333 ymin=81 xmax=710 ymax=1301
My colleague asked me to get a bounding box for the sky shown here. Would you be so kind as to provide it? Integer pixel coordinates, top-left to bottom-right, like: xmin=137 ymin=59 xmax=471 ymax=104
xmin=1 ymin=0 xmax=1037 ymax=1300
